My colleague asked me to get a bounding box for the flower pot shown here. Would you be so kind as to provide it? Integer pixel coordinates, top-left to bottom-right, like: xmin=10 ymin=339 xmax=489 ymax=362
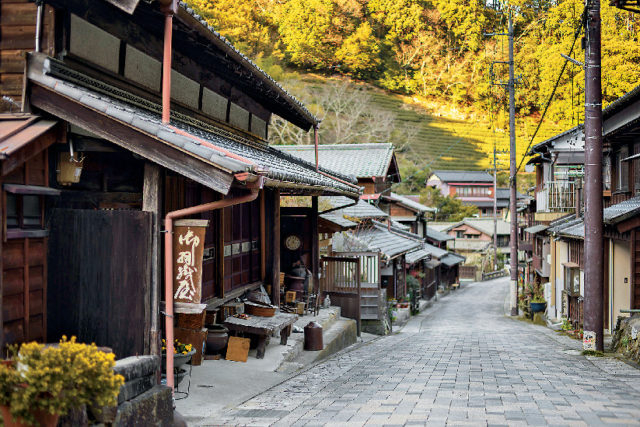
xmin=530 ymin=302 xmax=547 ymax=313
xmin=0 ymin=405 xmax=59 ymax=427
xmin=162 ymin=349 xmax=195 ymax=371
xmin=205 ymin=325 xmax=229 ymax=354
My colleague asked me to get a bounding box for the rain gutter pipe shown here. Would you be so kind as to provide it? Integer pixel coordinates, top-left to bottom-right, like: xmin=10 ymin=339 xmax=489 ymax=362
xmin=163 ymin=176 xmax=264 ymax=392
xmin=35 ymin=1 xmax=43 ymax=53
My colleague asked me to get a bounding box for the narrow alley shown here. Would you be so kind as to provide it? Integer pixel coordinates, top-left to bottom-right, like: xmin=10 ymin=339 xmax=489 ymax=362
xmin=213 ymin=278 xmax=640 ymax=426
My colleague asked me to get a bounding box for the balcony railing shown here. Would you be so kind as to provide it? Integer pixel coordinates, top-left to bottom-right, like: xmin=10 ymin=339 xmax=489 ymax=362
xmin=536 ymin=180 xmax=578 ymax=213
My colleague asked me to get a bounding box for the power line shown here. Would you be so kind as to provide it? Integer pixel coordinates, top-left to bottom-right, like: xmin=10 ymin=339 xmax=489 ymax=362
xmin=515 ymin=7 xmax=587 ymax=175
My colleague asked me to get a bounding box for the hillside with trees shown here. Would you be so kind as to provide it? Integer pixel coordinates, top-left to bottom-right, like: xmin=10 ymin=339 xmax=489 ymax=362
xmin=186 ymin=0 xmax=640 ymax=188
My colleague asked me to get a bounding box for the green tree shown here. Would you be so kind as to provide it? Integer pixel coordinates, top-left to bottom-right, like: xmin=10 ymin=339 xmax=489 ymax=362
xmin=335 ymin=22 xmax=381 ymax=78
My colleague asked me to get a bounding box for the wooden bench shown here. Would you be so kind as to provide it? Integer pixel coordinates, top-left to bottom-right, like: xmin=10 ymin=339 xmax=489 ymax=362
xmin=223 ymin=312 xmax=298 ymax=359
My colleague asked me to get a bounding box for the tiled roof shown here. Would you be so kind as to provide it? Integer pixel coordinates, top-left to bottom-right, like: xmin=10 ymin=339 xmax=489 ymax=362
xmin=441 ymin=253 xmax=465 ymax=267
xmin=428 ymin=222 xmax=455 ymax=232
xmin=424 ymin=243 xmax=449 ymax=259
xmin=277 ymin=143 xmax=396 ymax=178
xmin=523 ymin=224 xmax=548 ymax=234
xmin=322 ymin=196 xmax=388 ymax=219
xmin=388 ymin=193 xmax=436 ymax=213
xmin=319 ymin=212 xmax=357 ymax=229
xmin=447 ymin=239 xmax=491 ymax=251
xmin=603 ymin=196 xmax=640 ymax=225
xmin=29 ymin=58 xmax=359 ymax=196
xmin=558 ymin=221 xmax=584 ymax=239
xmin=432 ymin=170 xmax=493 ymax=183
xmin=343 ymin=222 xmax=422 ymax=261
xmin=443 ymin=218 xmax=510 ymax=236
xmin=405 ymin=249 xmax=431 ymax=265
xmin=603 ymin=83 xmax=640 ymax=120
xmin=548 ymin=215 xmax=582 ymax=235
xmin=390 ymin=220 xmax=411 ymax=231
xmin=529 ymin=125 xmax=584 ymax=155
xmin=426 ymin=227 xmax=453 ymax=242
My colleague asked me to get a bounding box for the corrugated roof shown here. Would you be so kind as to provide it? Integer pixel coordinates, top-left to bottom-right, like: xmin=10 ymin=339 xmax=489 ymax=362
xmin=29 ymin=58 xmax=359 ymax=197
xmin=322 ymin=196 xmax=388 ymax=219
xmin=344 ymin=223 xmax=421 ymax=260
xmin=388 ymin=193 xmax=436 ymax=213
xmin=431 ymin=170 xmax=493 ymax=183
xmin=603 ymin=196 xmax=640 ymax=225
xmin=277 ymin=144 xmax=396 ymax=179
xmin=426 ymin=227 xmax=453 ymax=242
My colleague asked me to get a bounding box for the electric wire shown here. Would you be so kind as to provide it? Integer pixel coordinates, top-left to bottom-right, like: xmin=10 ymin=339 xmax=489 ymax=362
xmin=515 ymin=6 xmax=587 ymax=175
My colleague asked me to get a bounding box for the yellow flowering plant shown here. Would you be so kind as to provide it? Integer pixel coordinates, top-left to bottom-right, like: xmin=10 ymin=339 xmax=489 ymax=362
xmin=161 ymin=339 xmax=193 ymax=355
xmin=0 ymin=336 xmax=124 ymax=425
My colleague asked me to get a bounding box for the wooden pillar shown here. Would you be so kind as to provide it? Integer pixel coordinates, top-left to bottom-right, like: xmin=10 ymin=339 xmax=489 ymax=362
xmin=311 ymin=196 xmax=319 ymax=293
xmin=142 ymin=163 xmax=161 ymax=356
xmin=271 ymin=189 xmax=281 ymax=306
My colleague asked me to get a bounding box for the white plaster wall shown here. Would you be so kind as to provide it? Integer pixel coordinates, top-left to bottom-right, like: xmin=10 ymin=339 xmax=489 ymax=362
xmin=70 ymin=14 xmax=120 ymax=73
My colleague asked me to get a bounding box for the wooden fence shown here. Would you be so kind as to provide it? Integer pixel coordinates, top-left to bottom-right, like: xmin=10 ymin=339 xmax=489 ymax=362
xmin=320 ymin=256 xmax=361 ymax=335
xmin=459 ymin=265 xmax=477 ymax=280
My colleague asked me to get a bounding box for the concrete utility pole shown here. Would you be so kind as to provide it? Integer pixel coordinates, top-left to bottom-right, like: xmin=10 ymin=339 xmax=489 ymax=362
xmin=583 ymin=0 xmax=604 ymax=351
xmin=508 ymin=9 xmax=519 ymax=316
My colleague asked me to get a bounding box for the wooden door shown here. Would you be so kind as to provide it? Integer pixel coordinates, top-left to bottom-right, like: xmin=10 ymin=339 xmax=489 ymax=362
xmin=47 ymin=209 xmax=152 ymax=358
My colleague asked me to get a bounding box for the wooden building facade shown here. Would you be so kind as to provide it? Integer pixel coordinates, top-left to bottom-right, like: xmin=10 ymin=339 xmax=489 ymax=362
xmin=0 ymin=0 xmax=359 ymax=357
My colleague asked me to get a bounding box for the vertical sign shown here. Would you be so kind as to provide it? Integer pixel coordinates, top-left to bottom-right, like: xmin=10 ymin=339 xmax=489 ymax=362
xmin=173 ymin=219 xmax=209 ymax=304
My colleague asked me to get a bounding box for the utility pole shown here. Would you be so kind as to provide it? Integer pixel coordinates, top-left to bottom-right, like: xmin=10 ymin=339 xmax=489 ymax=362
xmin=583 ymin=0 xmax=603 ymax=351
xmin=493 ymin=145 xmax=498 ymax=271
xmin=508 ymin=8 xmax=519 ymax=316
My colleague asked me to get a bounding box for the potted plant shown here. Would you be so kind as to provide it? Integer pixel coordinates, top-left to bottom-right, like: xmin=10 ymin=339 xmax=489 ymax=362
xmin=530 ymin=295 xmax=547 ymax=314
xmin=161 ymin=339 xmax=195 ymax=371
xmin=0 ymin=336 xmax=124 ymax=427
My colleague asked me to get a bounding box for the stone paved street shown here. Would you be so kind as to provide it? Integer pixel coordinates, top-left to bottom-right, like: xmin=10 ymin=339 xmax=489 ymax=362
xmin=213 ymin=278 xmax=640 ymax=426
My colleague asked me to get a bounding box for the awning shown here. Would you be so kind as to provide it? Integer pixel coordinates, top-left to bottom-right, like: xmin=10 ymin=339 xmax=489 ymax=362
xmin=523 ymin=224 xmax=548 ymax=234
xmin=405 ymin=248 xmax=431 ymax=265
xmin=27 ymin=53 xmax=360 ymax=197
xmin=440 ymin=253 xmax=465 ymax=267
xmin=425 ymin=259 xmax=441 ymax=269
xmin=0 ymin=114 xmax=59 ymax=175
xmin=562 ymin=261 xmax=580 ymax=268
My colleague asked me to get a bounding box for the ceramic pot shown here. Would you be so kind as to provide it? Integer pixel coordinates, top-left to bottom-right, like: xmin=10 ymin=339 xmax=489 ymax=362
xmin=0 ymin=405 xmax=59 ymax=427
xmin=206 ymin=325 xmax=229 ymax=354
xmin=530 ymin=302 xmax=547 ymax=313
xmin=162 ymin=349 xmax=195 ymax=372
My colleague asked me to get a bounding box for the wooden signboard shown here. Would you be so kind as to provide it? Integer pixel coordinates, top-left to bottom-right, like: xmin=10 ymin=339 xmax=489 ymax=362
xmin=225 ymin=336 xmax=250 ymax=362
xmin=173 ymin=219 xmax=209 ymax=304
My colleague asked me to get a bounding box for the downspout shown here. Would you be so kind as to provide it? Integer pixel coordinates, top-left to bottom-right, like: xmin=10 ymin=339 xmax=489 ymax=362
xmin=314 ymin=125 xmax=319 ymax=171
xmin=164 ymin=177 xmax=264 ymax=392
xmin=160 ymin=0 xmax=178 ymax=124
xmin=35 ymin=1 xmax=43 ymax=53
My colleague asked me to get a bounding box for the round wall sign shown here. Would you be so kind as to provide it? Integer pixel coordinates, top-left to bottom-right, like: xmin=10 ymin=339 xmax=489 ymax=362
xmin=285 ymin=235 xmax=302 ymax=250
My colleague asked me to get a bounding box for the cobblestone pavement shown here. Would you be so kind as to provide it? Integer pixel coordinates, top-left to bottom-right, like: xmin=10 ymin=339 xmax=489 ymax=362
xmin=213 ymin=278 xmax=640 ymax=426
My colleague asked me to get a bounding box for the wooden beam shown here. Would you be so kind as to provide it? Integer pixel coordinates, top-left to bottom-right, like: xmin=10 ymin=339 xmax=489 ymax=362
xmin=311 ymin=196 xmax=319 ymax=296
xmin=260 ymin=190 xmax=266 ymax=281
xmin=271 ymin=189 xmax=280 ymax=307
xmin=142 ymin=162 xmax=161 ymax=356
xmin=29 ymin=83 xmax=234 ymax=194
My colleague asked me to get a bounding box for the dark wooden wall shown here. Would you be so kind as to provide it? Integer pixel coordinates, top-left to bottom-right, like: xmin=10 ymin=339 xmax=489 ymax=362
xmin=47 ymin=209 xmax=152 ymax=358
xmin=0 ymin=0 xmax=55 ymax=112
xmin=1 ymin=150 xmax=49 ymax=349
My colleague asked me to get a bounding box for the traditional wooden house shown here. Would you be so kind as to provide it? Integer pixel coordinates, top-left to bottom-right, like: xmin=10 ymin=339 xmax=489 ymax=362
xmin=0 ymin=0 xmax=360 ymax=386
xmin=379 ymin=192 xmax=435 ymax=237
xmin=278 ymin=143 xmax=400 ymax=196
xmin=442 ymin=218 xmax=510 ymax=264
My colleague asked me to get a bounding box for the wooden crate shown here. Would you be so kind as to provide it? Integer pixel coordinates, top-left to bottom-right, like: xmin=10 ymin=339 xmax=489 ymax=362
xmin=174 ymin=327 xmax=208 ymax=366
xmin=176 ymin=311 xmax=206 ymax=330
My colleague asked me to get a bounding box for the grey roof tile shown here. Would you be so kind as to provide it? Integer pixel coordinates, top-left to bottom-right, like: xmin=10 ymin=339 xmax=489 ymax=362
xmin=32 ymin=69 xmax=359 ymax=196
xmin=405 ymin=249 xmax=431 ymax=265
xmin=344 ymin=222 xmax=422 ymax=260
xmin=432 ymin=170 xmax=493 ymax=183
xmin=603 ymin=196 xmax=640 ymax=224
xmin=277 ymin=143 xmax=395 ymax=178
xmin=322 ymin=196 xmax=388 ymax=218
xmin=426 ymin=227 xmax=453 ymax=242
xmin=388 ymin=192 xmax=436 ymax=213
xmin=441 ymin=253 xmax=465 ymax=267
xmin=319 ymin=212 xmax=357 ymax=229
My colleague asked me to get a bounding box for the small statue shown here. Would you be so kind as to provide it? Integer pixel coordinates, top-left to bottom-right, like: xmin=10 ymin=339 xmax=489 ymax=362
xmin=323 ymin=294 xmax=331 ymax=308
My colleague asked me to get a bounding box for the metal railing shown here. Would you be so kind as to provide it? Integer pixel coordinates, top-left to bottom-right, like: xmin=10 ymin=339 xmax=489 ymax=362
xmin=536 ymin=180 xmax=578 ymax=213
